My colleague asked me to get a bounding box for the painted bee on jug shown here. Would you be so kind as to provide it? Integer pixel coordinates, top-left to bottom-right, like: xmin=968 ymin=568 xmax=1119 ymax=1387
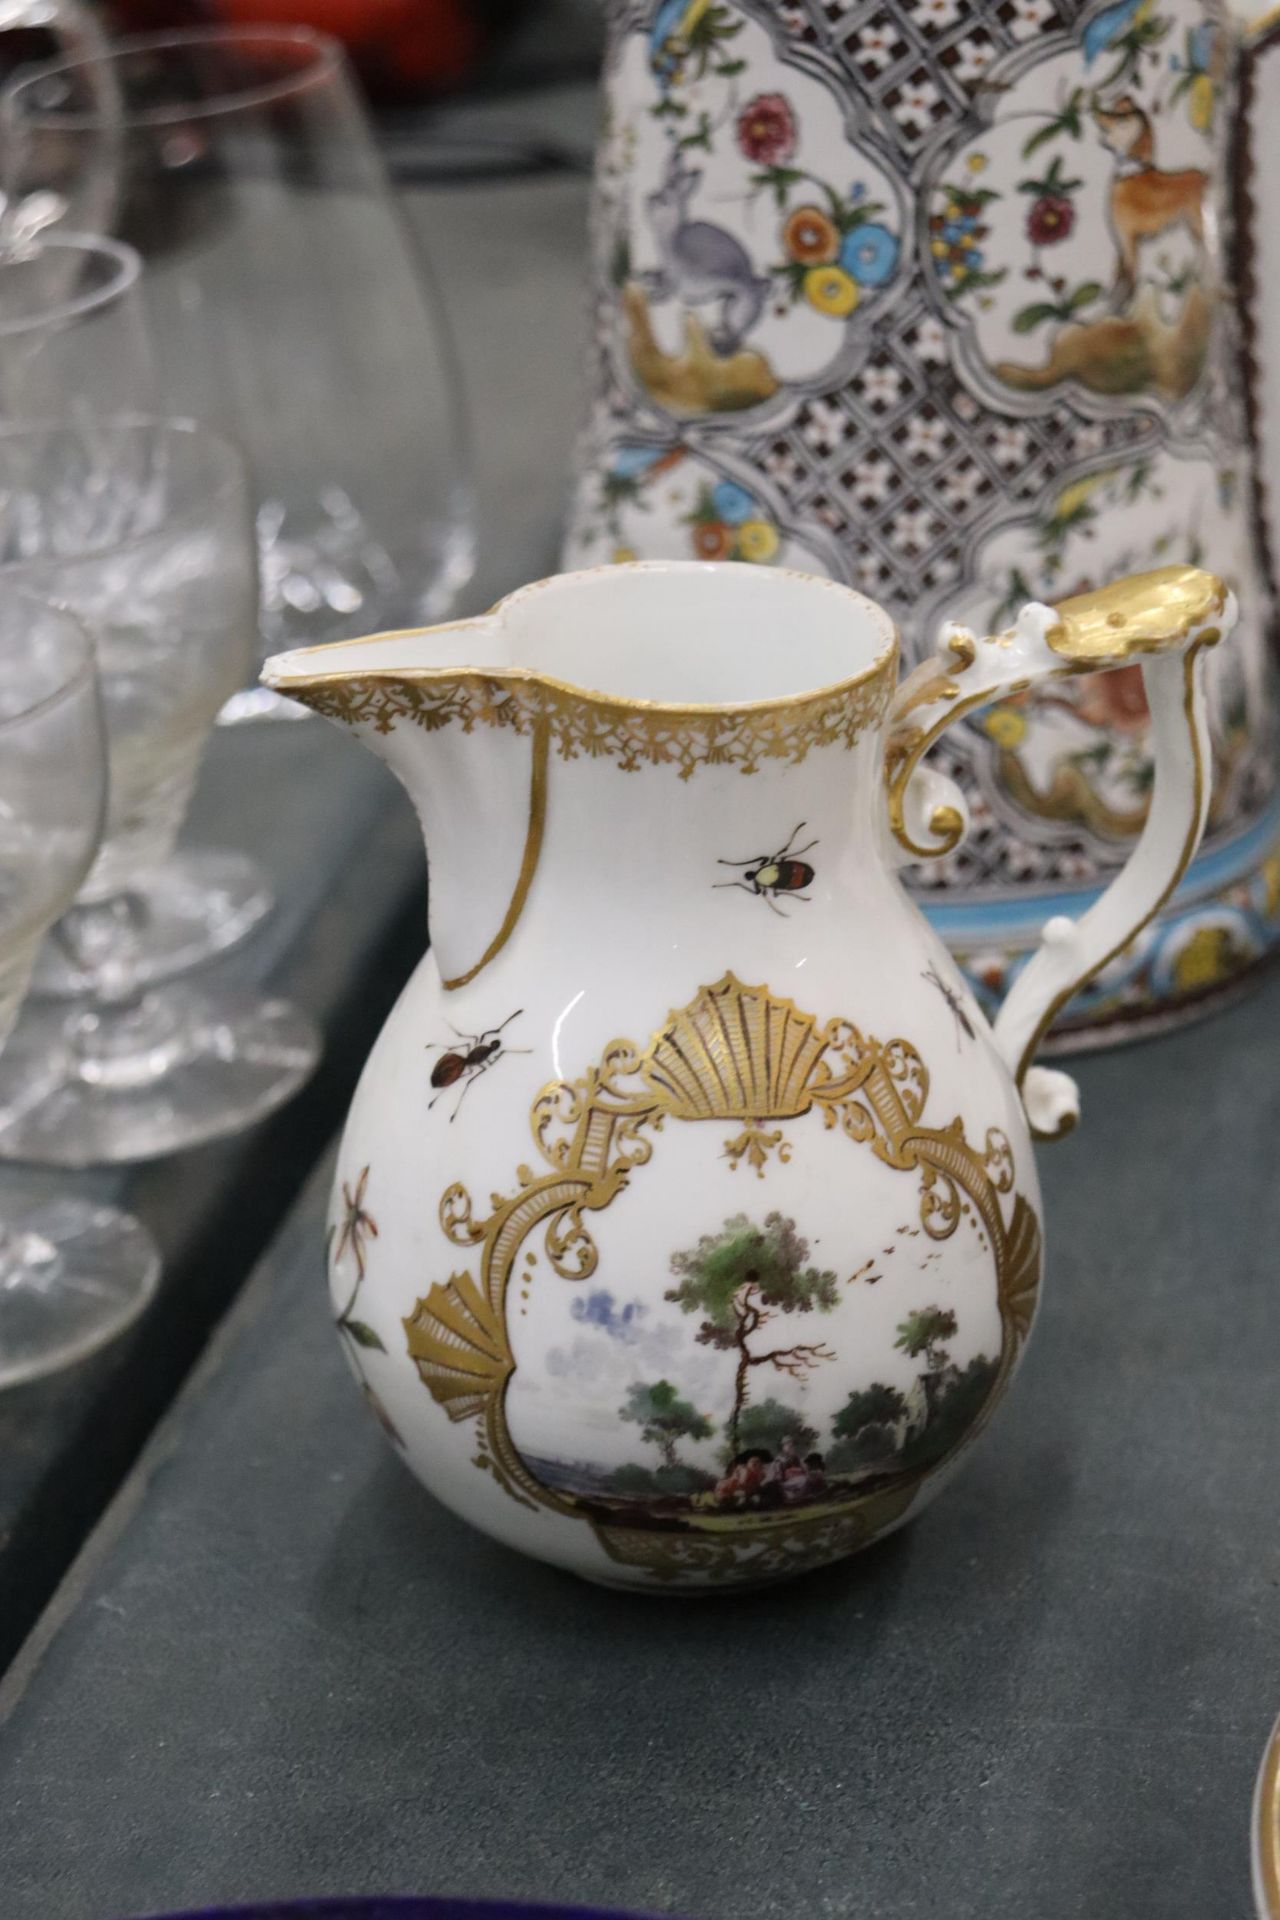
xmin=714 ymin=823 xmax=818 ymax=917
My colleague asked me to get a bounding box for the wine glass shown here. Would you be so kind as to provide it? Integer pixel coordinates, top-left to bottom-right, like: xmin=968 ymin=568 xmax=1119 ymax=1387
xmin=0 ymin=227 xmax=275 ymax=984
xmin=0 ymin=0 xmax=116 ymax=250
xmin=0 ymin=588 xmax=160 ymax=1385
xmin=0 ymin=25 xmax=475 ymax=719
xmin=0 ymin=417 xmax=319 ymax=1167
xmin=0 ymin=228 xmax=150 ymax=420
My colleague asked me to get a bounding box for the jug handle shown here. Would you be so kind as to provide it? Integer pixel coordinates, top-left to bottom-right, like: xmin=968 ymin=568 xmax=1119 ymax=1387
xmin=883 ymin=565 xmax=1234 ymax=1140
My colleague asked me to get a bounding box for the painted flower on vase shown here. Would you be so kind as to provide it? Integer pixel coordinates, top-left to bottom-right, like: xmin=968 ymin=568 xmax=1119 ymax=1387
xmin=1171 ymin=922 xmax=1249 ymax=990
xmin=567 ymin=442 xmax=821 ymax=577
xmin=983 ymin=706 xmax=1029 ymax=749
xmin=693 ymin=519 xmax=734 ymax=560
xmin=737 ymin=518 xmax=780 ymax=561
xmin=840 ymin=222 xmax=899 ymax=286
xmin=686 ymin=478 xmax=779 ymax=562
xmin=805 ymin=264 xmax=860 ymax=316
xmin=1009 ymin=153 xmax=1101 ymax=332
xmin=764 ymin=170 xmax=901 ymax=313
xmin=709 ymin=477 xmax=756 ymax=524
xmin=1026 ymin=192 xmax=1075 ymax=245
xmin=782 ymin=204 xmax=839 ymax=263
xmin=1170 ymin=24 xmax=1217 ymax=130
xmin=586 ymin=443 xmax=687 ymax=548
xmin=737 ymin=90 xmax=797 ymax=164
xmin=929 ymin=177 xmax=1003 ymax=297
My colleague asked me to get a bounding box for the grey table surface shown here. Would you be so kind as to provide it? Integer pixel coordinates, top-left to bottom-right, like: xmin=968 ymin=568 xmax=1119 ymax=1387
xmin=1 ymin=960 xmax=1279 ymax=1920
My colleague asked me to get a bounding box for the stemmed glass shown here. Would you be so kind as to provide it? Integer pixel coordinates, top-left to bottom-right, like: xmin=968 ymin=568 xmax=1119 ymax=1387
xmin=0 ymin=589 xmax=159 ymax=1385
xmin=0 ymin=228 xmax=150 ymax=419
xmin=0 ymin=228 xmax=274 ymax=986
xmin=0 ymin=0 xmax=114 ymax=250
xmin=0 ymin=25 xmax=475 ymax=717
xmin=0 ymin=417 xmax=319 ymax=1167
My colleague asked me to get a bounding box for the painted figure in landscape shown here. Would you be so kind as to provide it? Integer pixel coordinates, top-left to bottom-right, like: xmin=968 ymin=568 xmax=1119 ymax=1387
xmin=507 ymin=1208 xmax=1000 ymax=1532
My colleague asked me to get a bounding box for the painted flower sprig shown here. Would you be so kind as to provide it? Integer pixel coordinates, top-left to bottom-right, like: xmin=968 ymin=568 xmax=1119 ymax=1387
xmin=1169 ymin=23 xmax=1217 ymax=131
xmin=750 ymin=169 xmax=899 ymax=319
xmin=1011 ymin=153 xmax=1103 ymax=335
xmin=582 ymin=444 xmax=684 ymax=555
xmin=736 ymin=91 xmax=795 ymax=165
xmin=329 ymin=1166 xmax=404 ymax=1446
xmin=1021 ymin=85 xmax=1088 ymax=159
xmin=686 ymin=477 xmax=779 ymax=563
xmin=331 ymin=1166 xmax=383 ymax=1351
xmin=1021 ymin=152 xmax=1080 ymax=246
xmin=930 ymin=156 xmax=1005 ymax=302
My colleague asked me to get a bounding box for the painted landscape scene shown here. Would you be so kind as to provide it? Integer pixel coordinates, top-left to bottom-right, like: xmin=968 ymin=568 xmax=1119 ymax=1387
xmin=507 ymin=1208 xmax=1002 ymax=1535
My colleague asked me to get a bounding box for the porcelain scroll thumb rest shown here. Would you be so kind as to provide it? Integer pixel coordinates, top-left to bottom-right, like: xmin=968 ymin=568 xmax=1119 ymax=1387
xmin=889 ymin=563 xmax=1234 ymax=1140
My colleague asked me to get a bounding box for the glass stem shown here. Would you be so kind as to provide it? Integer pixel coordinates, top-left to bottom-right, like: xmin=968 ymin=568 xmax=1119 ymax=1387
xmin=51 ymin=890 xmax=198 ymax=1091
xmin=49 ymin=892 xmax=152 ymax=1004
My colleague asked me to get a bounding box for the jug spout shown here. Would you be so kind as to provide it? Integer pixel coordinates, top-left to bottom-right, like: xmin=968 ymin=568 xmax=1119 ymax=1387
xmin=262 ymin=618 xmax=546 ymax=990
xmin=262 ymin=563 xmax=900 ymax=994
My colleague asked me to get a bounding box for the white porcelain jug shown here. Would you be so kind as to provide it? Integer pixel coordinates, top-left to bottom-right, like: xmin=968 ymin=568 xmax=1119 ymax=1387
xmin=264 ymin=560 xmax=1230 ymax=1592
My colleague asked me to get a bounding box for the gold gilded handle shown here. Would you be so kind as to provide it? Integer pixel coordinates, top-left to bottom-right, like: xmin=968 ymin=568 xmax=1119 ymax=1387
xmin=885 ymin=565 xmax=1234 ymax=1137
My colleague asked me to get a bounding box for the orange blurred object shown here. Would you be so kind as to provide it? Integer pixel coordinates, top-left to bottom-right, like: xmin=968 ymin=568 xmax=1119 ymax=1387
xmin=107 ymin=0 xmax=498 ymax=96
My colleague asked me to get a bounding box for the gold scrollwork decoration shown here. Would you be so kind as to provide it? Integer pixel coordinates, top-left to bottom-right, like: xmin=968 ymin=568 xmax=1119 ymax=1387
xmin=723 ymin=1124 xmax=792 ymax=1177
xmin=403 ymin=972 xmax=1043 ymax=1584
xmin=983 ymin=1127 xmax=1015 ymax=1194
xmin=883 ymin=565 xmax=1228 ymax=867
xmin=284 ymin=659 xmax=894 ymax=783
xmin=1046 ymin=567 xmax=1227 ymax=664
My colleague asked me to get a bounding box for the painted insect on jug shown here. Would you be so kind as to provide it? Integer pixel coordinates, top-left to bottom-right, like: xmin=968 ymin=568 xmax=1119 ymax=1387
xmin=264 ymin=560 xmax=1230 ymax=1591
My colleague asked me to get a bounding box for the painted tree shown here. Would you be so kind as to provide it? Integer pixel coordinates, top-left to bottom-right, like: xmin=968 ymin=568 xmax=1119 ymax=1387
xmin=894 ymin=1306 xmax=958 ymax=1373
xmin=895 ymin=1305 xmax=960 ymax=1418
xmin=832 ymin=1381 xmax=909 ymax=1442
xmin=736 ymin=1396 xmax=818 ymax=1462
xmin=619 ymin=1378 xmax=714 ymax=1471
xmin=828 ymin=1379 xmax=910 ymax=1472
xmin=901 ymin=1353 xmax=999 ymax=1472
xmin=665 ymin=1211 xmax=838 ymax=1456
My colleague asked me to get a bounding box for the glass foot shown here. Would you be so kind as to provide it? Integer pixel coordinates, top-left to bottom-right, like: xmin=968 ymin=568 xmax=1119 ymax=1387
xmin=32 ymin=850 xmax=275 ymax=1000
xmin=0 ymin=985 xmax=320 ymax=1168
xmin=0 ymin=1195 xmax=160 ymax=1387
